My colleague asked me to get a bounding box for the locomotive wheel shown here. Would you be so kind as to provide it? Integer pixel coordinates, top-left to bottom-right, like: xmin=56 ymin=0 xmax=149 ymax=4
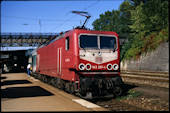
xmin=47 ymin=77 xmax=51 ymax=84
xmin=113 ymin=86 xmax=122 ymax=97
xmin=70 ymin=83 xmax=75 ymax=94
xmin=41 ymin=75 xmax=45 ymax=81
xmin=43 ymin=76 xmax=48 ymax=83
xmin=37 ymin=74 xmax=41 ymax=80
xmin=35 ymin=74 xmax=39 ymax=79
xmin=40 ymin=74 xmax=43 ymax=81
xmin=65 ymin=82 xmax=69 ymax=92
xmin=59 ymin=80 xmax=65 ymax=90
xmin=51 ymin=78 xmax=57 ymax=87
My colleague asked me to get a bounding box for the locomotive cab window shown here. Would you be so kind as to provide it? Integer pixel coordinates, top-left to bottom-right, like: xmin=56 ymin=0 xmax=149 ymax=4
xmin=100 ymin=36 xmax=117 ymax=49
xmin=65 ymin=37 xmax=69 ymax=50
xmin=79 ymin=35 xmax=98 ymax=49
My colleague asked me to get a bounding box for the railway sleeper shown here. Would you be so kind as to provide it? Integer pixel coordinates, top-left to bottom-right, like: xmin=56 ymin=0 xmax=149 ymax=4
xmin=122 ymin=75 xmax=169 ymax=83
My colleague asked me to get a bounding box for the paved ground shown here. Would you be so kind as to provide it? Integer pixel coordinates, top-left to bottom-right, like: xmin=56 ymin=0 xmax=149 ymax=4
xmin=1 ymin=73 xmax=108 ymax=112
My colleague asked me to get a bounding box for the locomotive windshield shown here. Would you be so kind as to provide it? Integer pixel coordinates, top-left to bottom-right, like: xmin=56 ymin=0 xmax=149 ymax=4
xmin=100 ymin=36 xmax=116 ymax=49
xmin=79 ymin=35 xmax=117 ymax=49
xmin=80 ymin=35 xmax=98 ymax=49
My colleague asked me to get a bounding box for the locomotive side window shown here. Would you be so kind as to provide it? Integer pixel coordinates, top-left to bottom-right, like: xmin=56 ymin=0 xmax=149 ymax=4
xmin=100 ymin=36 xmax=117 ymax=49
xmin=80 ymin=35 xmax=98 ymax=49
xmin=65 ymin=37 xmax=69 ymax=50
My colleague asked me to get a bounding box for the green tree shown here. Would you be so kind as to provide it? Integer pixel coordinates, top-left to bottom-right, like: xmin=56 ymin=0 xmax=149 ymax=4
xmin=92 ymin=0 xmax=169 ymax=61
xmin=123 ymin=0 xmax=169 ymax=61
xmin=92 ymin=10 xmax=121 ymax=32
xmin=92 ymin=0 xmax=133 ymax=35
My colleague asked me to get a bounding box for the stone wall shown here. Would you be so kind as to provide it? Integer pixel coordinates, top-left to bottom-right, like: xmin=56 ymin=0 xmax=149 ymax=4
xmin=120 ymin=41 xmax=169 ymax=72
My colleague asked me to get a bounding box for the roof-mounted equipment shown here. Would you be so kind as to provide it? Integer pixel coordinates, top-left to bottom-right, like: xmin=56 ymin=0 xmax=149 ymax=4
xmin=72 ymin=11 xmax=91 ymax=29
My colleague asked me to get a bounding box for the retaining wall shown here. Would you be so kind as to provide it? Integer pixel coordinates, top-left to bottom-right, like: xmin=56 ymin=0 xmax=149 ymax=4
xmin=120 ymin=41 xmax=169 ymax=72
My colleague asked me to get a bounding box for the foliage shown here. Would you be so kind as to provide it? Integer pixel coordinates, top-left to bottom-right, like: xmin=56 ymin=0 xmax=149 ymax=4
xmin=92 ymin=10 xmax=121 ymax=33
xmin=116 ymin=90 xmax=143 ymax=101
xmin=142 ymin=27 xmax=169 ymax=53
xmin=122 ymin=0 xmax=169 ymax=61
xmin=92 ymin=0 xmax=169 ymax=61
xmin=92 ymin=1 xmax=132 ymax=35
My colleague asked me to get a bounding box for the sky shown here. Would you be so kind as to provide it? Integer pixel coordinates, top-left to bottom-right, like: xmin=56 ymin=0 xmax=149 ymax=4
xmin=1 ymin=0 xmax=124 ymax=50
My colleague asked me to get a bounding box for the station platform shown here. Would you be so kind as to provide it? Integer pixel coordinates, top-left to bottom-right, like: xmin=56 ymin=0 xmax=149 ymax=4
xmin=1 ymin=73 xmax=108 ymax=111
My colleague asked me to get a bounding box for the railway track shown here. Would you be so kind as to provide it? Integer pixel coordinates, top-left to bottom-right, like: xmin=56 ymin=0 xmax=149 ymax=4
xmin=90 ymin=71 xmax=169 ymax=111
xmin=120 ymin=70 xmax=169 ymax=88
xmin=92 ymin=86 xmax=169 ymax=111
xmin=92 ymin=98 xmax=147 ymax=111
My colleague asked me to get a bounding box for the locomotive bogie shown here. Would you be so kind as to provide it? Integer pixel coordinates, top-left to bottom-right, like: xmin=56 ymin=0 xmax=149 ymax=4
xmin=79 ymin=75 xmax=123 ymax=99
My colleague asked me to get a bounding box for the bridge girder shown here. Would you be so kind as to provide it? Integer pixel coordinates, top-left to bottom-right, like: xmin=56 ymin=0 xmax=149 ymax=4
xmin=1 ymin=32 xmax=128 ymax=47
xmin=1 ymin=33 xmax=59 ymax=47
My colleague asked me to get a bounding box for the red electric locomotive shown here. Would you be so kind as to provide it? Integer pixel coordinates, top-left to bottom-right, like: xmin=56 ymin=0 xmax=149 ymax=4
xmin=34 ymin=11 xmax=123 ymax=99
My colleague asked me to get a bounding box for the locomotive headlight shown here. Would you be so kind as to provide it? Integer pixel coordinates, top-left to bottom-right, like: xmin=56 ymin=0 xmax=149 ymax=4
xmin=107 ymin=64 xmax=113 ymax=70
xmin=86 ymin=63 xmax=91 ymax=70
xmin=113 ymin=64 xmax=119 ymax=70
xmin=79 ymin=63 xmax=86 ymax=70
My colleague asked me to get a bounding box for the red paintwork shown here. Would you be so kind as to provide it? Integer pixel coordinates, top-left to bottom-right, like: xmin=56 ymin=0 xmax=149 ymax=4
xmin=36 ymin=29 xmax=120 ymax=82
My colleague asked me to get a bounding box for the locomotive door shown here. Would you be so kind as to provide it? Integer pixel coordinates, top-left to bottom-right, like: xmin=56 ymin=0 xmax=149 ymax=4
xmin=57 ymin=47 xmax=62 ymax=76
xmin=36 ymin=54 xmax=40 ymax=72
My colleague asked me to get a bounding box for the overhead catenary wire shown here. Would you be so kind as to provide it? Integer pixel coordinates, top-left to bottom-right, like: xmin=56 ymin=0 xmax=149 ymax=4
xmin=50 ymin=0 xmax=100 ymax=32
xmin=1 ymin=15 xmax=82 ymax=21
xmin=2 ymin=0 xmax=100 ymax=32
xmin=83 ymin=0 xmax=100 ymax=11
xmin=52 ymin=2 xmax=73 ymax=19
xmin=50 ymin=15 xmax=77 ymax=32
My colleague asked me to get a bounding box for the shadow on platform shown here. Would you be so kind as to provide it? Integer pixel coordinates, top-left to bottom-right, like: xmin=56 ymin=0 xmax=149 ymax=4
xmin=1 ymin=86 xmax=54 ymax=98
xmin=0 ymin=76 xmax=7 ymax=80
xmin=1 ymin=80 xmax=32 ymax=86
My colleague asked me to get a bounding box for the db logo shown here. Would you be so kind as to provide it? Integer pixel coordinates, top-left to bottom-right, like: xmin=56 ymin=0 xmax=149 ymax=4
xmin=95 ymin=57 xmax=103 ymax=63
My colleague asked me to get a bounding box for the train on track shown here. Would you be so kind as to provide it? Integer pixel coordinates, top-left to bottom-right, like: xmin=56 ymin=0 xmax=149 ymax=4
xmin=28 ymin=11 xmax=123 ymax=99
